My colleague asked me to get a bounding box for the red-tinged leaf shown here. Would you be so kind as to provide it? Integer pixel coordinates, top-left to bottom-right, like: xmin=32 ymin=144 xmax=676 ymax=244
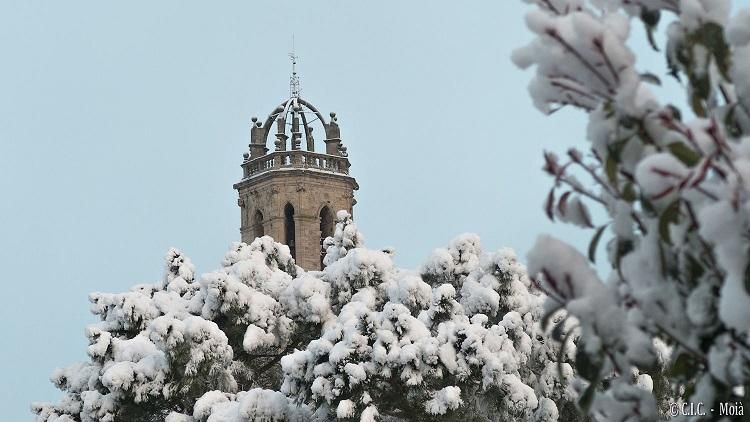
xmin=543 ymin=151 xmax=559 ymax=176
xmin=640 ymin=72 xmax=661 ymax=85
xmin=578 ymin=200 xmax=594 ymax=228
xmin=725 ymin=103 xmax=742 ymax=138
xmin=622 ymin=183 xmax=636 ymax=202
xmin=665 ymin=104 xmax=682 ymax=122
xmin=567 ymin=148 xmax=582 ymax=162
xmin=605 ymin=156 xmax=618 ymax=184
xmin=558 ymin=191 xmax=572 ymax=217
xmin=545 ymin=188 xmax=555 ymax=221
xmin=667 ymin=142 xmax=701 ymax=167
xmin=588 ymin=224 xmax=608 ymax=263
xmin=658 ymin=200 xmax=681 ymax=244
xmin=641 ymin=8 xmax=661 ymax=52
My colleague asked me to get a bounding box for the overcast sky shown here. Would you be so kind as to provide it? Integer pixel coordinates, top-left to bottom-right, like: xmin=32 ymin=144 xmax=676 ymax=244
xmin=0 ymin=1 xmax=734 ymax=419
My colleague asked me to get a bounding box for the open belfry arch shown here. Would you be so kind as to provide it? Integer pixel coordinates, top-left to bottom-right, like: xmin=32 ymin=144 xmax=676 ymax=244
xmin=233 ymin=56 xmax=358 ymax=270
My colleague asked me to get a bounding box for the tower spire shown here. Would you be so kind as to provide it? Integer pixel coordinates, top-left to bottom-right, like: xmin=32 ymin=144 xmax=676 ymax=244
xmin=289 ymin=35 xmax=300 ymax=98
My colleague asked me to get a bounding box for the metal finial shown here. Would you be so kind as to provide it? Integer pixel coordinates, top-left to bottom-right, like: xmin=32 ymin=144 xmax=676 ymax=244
xmin=289 ymin=35 xmax=300 ymax=98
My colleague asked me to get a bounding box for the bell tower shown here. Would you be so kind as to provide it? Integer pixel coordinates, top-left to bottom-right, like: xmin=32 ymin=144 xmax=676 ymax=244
xmin=233 ymin=68 xmax=358 ymax=270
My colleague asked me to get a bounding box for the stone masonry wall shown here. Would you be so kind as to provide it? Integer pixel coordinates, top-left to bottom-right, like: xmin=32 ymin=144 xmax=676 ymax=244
xmin=236 ymin=170 xmax=356 ymax=270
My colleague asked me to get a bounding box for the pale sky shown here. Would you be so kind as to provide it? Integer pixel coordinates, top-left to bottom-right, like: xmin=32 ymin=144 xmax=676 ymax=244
xmin=0 ymin=1 xmax=731 ymax=419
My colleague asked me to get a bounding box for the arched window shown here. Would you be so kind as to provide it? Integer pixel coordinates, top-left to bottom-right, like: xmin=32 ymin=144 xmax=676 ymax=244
xmin=253 ymin=210 xmax=264 ymax=238
xmin=284 ymin=203 xmax=296 ymax=259
xmin=319 ymin=206 xmax=334 ymax=268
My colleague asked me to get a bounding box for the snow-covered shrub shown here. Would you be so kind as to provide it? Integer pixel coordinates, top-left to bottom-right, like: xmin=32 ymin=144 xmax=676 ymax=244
xmin=515 ymin=0 xmax=750 ymax=419
xmin=33 ymin=213 xmax=574 ymax=421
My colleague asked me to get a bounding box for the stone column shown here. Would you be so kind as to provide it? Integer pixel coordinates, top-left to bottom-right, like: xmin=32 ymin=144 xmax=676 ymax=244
xmin=291 ymin=111 xmax=302 ymax=150
xmin=275 ymin=118 xmax=287 ymax=151
xmin=324 ymin=112 xmax=342 ymax=156
xmin=249 ymin=117 xmax=267 ymax=158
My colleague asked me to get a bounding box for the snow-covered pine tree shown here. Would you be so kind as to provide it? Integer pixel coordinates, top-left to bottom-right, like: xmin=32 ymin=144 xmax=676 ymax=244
xmin=515 ymin=0 xmax=750 ymax=419
xmin=33 ymin=213 xmax=576 ymax=421
xmin=281 ymin=232 xmax=578 ymax=421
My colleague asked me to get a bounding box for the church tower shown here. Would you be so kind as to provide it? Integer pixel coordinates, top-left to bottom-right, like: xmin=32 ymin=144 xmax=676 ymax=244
xmin=233 ymin=66 xmax=358 ymax=270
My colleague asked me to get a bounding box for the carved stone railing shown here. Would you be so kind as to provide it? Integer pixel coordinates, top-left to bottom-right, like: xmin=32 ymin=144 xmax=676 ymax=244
xmin=241 ymin=150 xmax=351 ymax=179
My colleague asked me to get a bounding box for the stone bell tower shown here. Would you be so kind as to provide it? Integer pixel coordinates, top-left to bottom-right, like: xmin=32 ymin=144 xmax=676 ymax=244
xmin=233 ymin=66 xmax=358 ymax=270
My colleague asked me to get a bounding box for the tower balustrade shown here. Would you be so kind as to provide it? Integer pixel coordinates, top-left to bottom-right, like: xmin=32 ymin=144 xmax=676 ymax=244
xmin=241 ymin=150 xmax=351 ymax=179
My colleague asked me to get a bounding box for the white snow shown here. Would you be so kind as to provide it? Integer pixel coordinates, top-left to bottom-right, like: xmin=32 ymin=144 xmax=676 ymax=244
xmin=424 ymin=386 xmax=463 ymax=415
